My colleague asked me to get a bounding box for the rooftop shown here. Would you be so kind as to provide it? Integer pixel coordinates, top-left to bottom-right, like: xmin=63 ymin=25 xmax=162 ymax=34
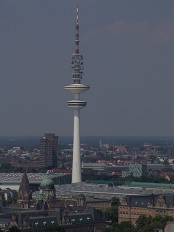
xmin=0 ymin=173 xmax=68 ymax=184
xmin=54 ymin=183 xmax=174 ymax=200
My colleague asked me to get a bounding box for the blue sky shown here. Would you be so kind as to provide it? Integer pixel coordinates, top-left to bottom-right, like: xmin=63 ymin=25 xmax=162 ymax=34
xmin=0 ymin=0 xmax=173 ymax=136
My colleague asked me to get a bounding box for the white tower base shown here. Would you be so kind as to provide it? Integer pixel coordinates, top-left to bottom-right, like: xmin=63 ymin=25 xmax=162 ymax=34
xmin=72 ymin=109 xmax=81 ymax=183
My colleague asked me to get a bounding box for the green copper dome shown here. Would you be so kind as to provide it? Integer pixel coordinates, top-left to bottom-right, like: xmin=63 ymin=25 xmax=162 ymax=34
xmin=40 ymin=171 xmax=54 ymax=189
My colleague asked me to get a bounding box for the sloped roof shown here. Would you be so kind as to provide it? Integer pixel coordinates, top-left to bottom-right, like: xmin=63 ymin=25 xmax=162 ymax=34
xmin=28 ymin=216 xmax=58 ymax=227
xmin=18 ymin=172 xmax=30 ymax=199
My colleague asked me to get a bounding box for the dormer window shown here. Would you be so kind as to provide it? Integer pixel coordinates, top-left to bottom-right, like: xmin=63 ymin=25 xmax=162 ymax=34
xmin=35 ymin=222 xmax=38 ymax=226
xmin=71 ymin=219 xmax=75 ymax=223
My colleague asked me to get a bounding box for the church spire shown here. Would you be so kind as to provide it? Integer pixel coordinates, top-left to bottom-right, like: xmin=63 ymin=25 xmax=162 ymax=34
xmin=18 ymin=172 xmax=30 ymax=202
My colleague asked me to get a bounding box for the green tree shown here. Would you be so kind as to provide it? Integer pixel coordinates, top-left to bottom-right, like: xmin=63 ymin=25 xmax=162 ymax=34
xmin=136 ymin=215 xmax=152 ymax=231
xmin=82 ymin=169 xmax=98 ymax=181
xmin=111 ymin=197 xmax=120 ymax=206
xmin=48 ymin=225 xmax=65 ymax=232
xmin=118 ymin=221 xmax=135 ymax=232
xmin=136 ymin=215 xmax=173 ymax=232
xmin=0 ymin=163 xmax=14 ymax=173
xmin=9 ymin=226 xmax=21 ymax=232
xmin=143 ymin=222 xmax=163 ymax=232
xmin=103 ymin=197 xmax=120 ymax=223
xmin=103 ymin=206 xmax=118 ymax=223
xmin=106 ymin=221 xmax=135 ymax=232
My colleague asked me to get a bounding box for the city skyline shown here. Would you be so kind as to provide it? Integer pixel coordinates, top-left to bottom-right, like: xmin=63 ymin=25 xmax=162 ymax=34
xmin=0 ymin=0 xmax=173 ymax=136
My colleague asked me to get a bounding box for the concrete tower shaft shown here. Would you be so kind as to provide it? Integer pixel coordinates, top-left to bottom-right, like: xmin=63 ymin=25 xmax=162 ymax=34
xmin=64 ymin=5 xmax=90 ymax=183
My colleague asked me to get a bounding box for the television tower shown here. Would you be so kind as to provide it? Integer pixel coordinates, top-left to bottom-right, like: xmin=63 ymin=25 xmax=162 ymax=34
xmin=64 ymin=5 xmax=90 ymax=183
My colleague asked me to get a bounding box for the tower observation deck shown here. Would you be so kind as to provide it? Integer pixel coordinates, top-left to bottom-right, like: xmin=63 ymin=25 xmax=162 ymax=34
xmin=64 ymin=5 xmax=90 ymax=183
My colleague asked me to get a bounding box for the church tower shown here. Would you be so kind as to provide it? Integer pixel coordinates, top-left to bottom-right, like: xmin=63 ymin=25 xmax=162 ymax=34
xmin=18 ymin=172 xmax=31 ymax=208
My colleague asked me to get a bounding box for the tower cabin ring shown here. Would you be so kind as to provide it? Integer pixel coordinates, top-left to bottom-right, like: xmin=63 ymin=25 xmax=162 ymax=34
xmin=67 ymin=100 xmax=87 ymax=109
xmin=64 ymin=84 xmax=90 ymax=94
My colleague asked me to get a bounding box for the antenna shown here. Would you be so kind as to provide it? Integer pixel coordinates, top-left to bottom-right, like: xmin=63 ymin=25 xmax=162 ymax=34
xmin=75 ymin=4 xmax=80 ymax=54
xmin=71 ymin=3 xmax=84 ymax=84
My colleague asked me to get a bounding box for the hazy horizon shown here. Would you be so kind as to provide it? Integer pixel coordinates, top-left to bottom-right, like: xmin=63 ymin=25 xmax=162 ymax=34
xmin=0 ymin=135 xmax=174 ymax=148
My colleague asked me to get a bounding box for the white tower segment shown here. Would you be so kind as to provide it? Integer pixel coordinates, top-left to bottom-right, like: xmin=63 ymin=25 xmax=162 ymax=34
xmin=64 ymin=5 xmax=90 ymax=183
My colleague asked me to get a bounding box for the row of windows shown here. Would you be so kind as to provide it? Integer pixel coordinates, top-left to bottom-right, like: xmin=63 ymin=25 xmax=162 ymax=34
xmin=119 ymin=211 xmax=128 ymax=214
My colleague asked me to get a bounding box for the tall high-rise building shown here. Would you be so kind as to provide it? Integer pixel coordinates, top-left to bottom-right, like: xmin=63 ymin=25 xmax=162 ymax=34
xmin=40 ymin=133 xmax=58 ymax=168
xmin=64 ymin=5 xmax=90 ymax=183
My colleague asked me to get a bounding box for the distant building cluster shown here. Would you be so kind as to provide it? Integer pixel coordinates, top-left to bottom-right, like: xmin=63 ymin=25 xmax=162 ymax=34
xmin=0 ymin=133 xmax=59 ymax=169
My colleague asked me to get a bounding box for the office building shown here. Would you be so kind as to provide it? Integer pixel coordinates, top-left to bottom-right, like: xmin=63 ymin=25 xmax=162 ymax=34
xmin=122 ymin=163 xmax=147 ymax=177
xmin=40 ymin=133 xmax=58 ymax=168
